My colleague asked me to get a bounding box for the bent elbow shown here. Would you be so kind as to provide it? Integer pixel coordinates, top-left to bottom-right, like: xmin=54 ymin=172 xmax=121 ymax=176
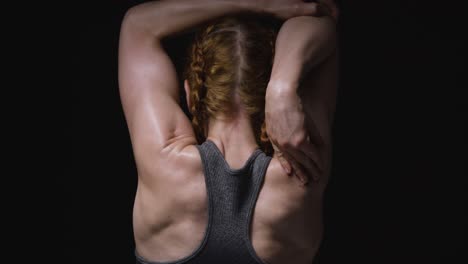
xmin=309 ymin=16 xmax=338 ymax=61
xmin=121 ymin=3 xmax=164 ymax=39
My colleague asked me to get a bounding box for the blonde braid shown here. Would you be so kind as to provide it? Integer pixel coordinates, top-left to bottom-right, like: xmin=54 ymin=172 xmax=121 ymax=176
xmin=187 ymin=25 xmax=216 ymax=143
xmin=185 ymin=14 xmax=280 ymax=156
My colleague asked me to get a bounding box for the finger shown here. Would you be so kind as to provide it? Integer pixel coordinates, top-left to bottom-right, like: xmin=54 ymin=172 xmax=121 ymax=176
xmin=278 ymin=156 xmax=293 ymax=176
xmin=303 ymin=118 xmax=326 ymax=173
xmin=300 ymin=2 xmax=332 ymax=17
xmin=298 ymin=3 xmax=320 ymax=16
xmin=298 ymin=141 xmax=324 ymax=174
xmin=282 ymin=151 xmax=309 ymax=186
xmin=272 ymin=141 xmax=292 ymax=175
xmin=284 ymin=146 xmax=322 ymax=182
xmin=317 ymin=0 xmax=339 ymax=20
xmin=316 ymin=2 xmax=332 ymax=17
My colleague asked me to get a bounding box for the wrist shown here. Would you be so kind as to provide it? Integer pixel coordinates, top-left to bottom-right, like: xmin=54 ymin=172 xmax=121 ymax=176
xmin=210 ymin=0 xmax=266 ymax=19
xmin=266 ymin=80 xmax=299 ymax=101
xmin=221 ymin=0 xmax=262 ymax=13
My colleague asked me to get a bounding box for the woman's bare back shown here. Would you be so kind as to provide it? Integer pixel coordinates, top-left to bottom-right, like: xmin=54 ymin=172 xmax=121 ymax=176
xmin=133 ymin=142 xmax=329 ymax=264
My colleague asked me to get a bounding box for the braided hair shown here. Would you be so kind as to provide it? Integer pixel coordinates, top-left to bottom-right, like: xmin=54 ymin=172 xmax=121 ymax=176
xmin=184 ymin=13 xmax=280 ymax=156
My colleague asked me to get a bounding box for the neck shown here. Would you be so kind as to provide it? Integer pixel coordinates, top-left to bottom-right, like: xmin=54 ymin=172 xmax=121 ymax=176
xmin=206 ymin=115 xmax=259 ymax=169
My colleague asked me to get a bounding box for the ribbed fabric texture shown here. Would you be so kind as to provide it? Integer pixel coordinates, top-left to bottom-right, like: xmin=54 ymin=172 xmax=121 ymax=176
xmin=136 ymin=139 xmax=272 ymax=264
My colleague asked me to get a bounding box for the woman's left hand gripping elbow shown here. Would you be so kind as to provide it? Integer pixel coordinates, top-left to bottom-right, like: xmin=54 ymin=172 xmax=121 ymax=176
xmin=265 ymin=86 xmax=324 ymax=186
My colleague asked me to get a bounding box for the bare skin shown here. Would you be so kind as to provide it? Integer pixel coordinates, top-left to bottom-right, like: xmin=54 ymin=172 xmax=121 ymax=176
xmin=266 ymin=15 xmax=338 ymax=185
xmin=119 ymin=0 xmax=337 ymax=263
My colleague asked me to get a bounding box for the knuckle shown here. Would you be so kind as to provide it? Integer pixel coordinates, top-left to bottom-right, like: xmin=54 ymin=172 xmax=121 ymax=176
xmin=293 ymin=3 xmax=300 ymax=13
xmin=289 ymin=159 xmax=299 ymax=170
xmin=291 ymin=139 xmax=302 ymax=148
xmin=278 ymin=139 xmax=289 ymax=148
xmin=291 ymin=138 xmax=304 ymax=148
xmin=292 ymin=132 xmax=308 ymax=148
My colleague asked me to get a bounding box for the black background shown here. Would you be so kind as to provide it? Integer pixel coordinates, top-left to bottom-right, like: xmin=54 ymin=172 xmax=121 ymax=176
xmin=70 ymin=1 xmax=466 ymax=263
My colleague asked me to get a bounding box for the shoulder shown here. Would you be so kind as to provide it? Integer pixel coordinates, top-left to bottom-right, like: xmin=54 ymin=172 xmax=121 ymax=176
xmin=135 ymin=139 xmax=207 ymax=218
xmin=253 ymin=156 xmax=327 ymax=250
xmin=263 ymin=158 xmax=310 ymax=196
xmin=257 ymin=157 xmax=326 ymax=219
xmin=265 ymin=158 xmax=317 ymax=186
xmin=136 ymin=137 xmax=202 ymax=186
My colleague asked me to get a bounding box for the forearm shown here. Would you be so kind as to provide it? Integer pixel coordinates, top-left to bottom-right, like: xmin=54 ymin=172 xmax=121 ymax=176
xmin=267 ymin=16 xmax=337 ymax=95
xmin=123 ymin=0 xmax=257 ymax=39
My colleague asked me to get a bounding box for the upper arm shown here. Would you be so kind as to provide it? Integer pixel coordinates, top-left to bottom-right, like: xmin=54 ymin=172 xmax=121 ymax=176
xmin=271 ymin=15 xmax=337 ymax=145
xmin=289 ymin=15 xmax=337 ymax=144
xmin=118 ymin=13 xmax=196 ymax=160
xmin=299 ymin=50 xmax=338 ymax=164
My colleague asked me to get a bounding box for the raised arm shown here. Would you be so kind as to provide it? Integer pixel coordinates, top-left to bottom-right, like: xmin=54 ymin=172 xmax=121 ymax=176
xmin=118 ymin=0 xmax=326 ymax=171
xmin=119 ymin=1 xmax=255 ymax=161
xmin=265 ymin=15 xmax=338 ymax=185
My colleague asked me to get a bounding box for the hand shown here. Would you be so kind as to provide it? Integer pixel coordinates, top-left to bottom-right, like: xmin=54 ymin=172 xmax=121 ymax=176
xmin=317 ymin=0 xmax=339 ymax=20
xmin=265 ymin=87 xmax=323 ymax=185
xmin=258 ymin=0 xmax=336 ymax=20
